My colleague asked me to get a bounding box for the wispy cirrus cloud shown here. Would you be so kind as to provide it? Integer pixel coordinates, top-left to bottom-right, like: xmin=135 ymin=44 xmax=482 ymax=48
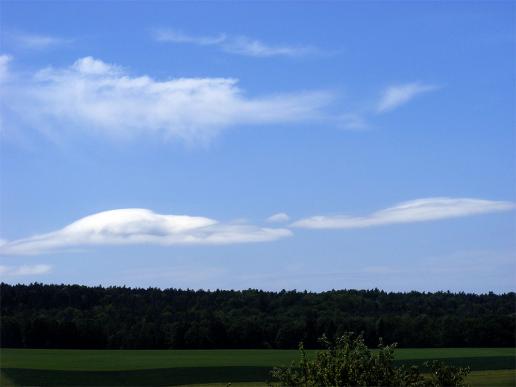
xmin=1 ymin=56 xmax=442 ymax=144
xmin=0 ymin=54 xmax=11 ymax=82
xmin=292 ymin=197 xmax=516 ymax=229
xmin=0 ymin=264 xmax=52 ymax=276
xmin=153 ymin=29 xmax=317 ymax=57
xmin=1 ymin=56 xmax=332 ymax=143
xmin=0 ymin=209 xmax=292 ymax=256
xmin=7 ymin=32 xmax=71 ymax=50
xmin=153 ymin=30 xmax=227 ymax=46
xmin=376 ymin=82 xmax=439 ymax=113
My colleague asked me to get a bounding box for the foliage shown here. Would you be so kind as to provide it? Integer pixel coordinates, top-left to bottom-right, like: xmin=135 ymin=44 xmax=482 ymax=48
xmin=424 ymin=360 xmax=471 ymax=387
xmin=270 ymin=334 xmax=470 ymax=387
xmin=1 ymin=283 xmax=514 ymax=349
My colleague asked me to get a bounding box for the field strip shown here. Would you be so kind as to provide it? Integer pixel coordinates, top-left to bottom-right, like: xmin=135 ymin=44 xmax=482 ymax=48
xmin=1 ymin=348 xmax=514 ymax=386
xmin=2 ymin=368 xmax=515 ymax=387
xmin=1 ymin=348 xmax=515 ymax=370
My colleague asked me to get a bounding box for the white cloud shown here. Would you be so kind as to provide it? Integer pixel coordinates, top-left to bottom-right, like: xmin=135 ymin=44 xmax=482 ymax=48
xmin=377 ymin=82 xmax=439 ymax=113
xmin=222 ymin=36 xmax=314 ymax=57
xmin=154 ymin=29 xmax=316 ymax=57
xmin=10 ymin=32 xmax=71 ymax=50
xmin=154 ymin=30 xmax=227 ymax=46
xmin=291 ymin=197 xmax=516 ymax=229
xmin=0 ymin=208 xmax=292 ymax=256
xmin=266 ymin=212 xmax=290 ymax=223
xmin=0 ymin=264 xmax=52 ymax=276
xmin=3 ymin=56 xmax=332 ymax=143
xmin=336 ymin=113 xmax=368 ymax=130
xmin=0 ymin=54 xmax=12 ymax=82
xmin=71 ymin=56 xmax=119 ymax=75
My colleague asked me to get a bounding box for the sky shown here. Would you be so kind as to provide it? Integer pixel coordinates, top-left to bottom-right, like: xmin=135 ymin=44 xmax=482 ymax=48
xmin=0 ymin=1 xmax=515 ymax=293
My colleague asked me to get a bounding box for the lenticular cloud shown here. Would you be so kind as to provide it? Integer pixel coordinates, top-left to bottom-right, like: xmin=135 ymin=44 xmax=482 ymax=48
xmin=292 ymin=197 xmax=516 ymax=229
xmin=0 ymin=209 xmax=292 ymax=256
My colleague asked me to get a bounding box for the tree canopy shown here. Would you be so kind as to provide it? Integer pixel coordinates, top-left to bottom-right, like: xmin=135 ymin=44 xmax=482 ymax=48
xmin=1 ymin=283 xmax=514 ymax=349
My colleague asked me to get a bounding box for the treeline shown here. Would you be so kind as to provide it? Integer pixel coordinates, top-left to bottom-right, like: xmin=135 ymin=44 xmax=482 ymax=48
xmin=1 ymin=283 xmax=514 ymax=349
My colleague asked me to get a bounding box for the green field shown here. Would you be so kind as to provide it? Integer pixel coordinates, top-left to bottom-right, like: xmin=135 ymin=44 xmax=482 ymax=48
xmin=1 ymin=348 xmax=515 ymax=386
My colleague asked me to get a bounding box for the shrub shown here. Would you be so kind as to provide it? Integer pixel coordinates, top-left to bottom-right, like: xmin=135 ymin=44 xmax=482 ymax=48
xmin=270 ymin=333 xmax=469 ymax=386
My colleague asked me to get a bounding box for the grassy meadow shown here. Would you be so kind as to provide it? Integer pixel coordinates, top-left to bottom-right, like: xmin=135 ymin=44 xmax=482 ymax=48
xmin=0 ymin=347 xmax=515 ymax=386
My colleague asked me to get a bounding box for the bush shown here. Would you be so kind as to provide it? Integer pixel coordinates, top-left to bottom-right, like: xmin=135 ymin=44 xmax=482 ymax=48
xmin=424 ymin=360 xmax=471 ymax=387
xmin=270 ymin=333 xmax=469 ymax=386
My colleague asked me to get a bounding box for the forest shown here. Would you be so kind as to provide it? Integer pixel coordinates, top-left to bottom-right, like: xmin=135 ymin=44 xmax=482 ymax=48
xmin=1 ymin=283 xmax=514 ymax=349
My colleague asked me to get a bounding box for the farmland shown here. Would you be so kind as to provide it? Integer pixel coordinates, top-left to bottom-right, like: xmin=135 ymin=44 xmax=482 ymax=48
xmin=1 ymin=348 xmax=514 ymax=386
xmin=2 ymin=285 xmax=515 ymax=385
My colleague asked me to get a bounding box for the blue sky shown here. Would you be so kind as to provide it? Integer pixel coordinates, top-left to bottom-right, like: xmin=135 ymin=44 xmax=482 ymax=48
xmin=0 ymin=1 xmax=514 ymax=292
